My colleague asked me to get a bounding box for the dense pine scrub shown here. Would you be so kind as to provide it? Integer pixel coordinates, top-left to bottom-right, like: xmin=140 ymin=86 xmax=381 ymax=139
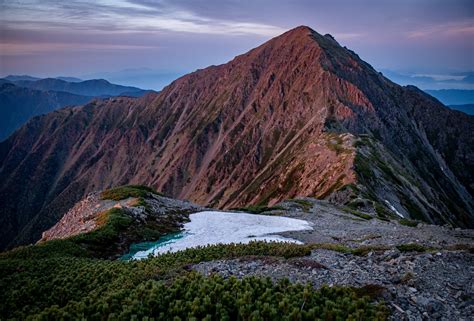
xmin=31 ymin=273 xmax=387 ymax=320
xmin=399 ymin=218 xmax=419 ymax=227
xmin=0 ymin=243 xmax=388 ymax=320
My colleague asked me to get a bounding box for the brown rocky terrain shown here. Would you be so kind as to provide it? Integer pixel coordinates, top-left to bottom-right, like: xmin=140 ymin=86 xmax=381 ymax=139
xmin=40 ymin=192 xmax=139 ymax=242
xmin=0 ymin=26 xmax=473 ymax=250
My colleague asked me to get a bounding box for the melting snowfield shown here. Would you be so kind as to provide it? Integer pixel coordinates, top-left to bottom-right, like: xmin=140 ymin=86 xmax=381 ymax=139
xmin=132 ymin=211 xmax=313 ymax=260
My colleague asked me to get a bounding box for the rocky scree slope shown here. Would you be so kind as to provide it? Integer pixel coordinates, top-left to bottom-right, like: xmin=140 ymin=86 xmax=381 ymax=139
xmin=196 ymin=198 xmax=474 ymax=321
xmin=0 ymin=26 xmax=473 ymax=250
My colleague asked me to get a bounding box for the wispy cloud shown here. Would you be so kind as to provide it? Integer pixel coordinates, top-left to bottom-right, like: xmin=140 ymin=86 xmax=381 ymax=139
xmin=0 ymin=42 xmax=157 ymax=55
xmin=407 ymin=20 xmax=474 ymax=39
xmin=332 ymin=32 xmax=364 ymax=40
xmin=412 ymin=73 xmax=467 ymax=81
xmin=1 ymin=0 xmax=285 ymax=36
xmin=1 ymin=0 xmax=472 ymax=85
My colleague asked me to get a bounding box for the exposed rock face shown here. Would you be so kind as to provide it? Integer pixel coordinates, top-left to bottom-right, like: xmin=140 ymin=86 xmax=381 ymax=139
xmin=0 ymin=26 xmax=473 ymax=249
xmin=40 ymin=192 xmax=135 ymax=242
xmin=40 ymin=190 xmax=203 ymax=246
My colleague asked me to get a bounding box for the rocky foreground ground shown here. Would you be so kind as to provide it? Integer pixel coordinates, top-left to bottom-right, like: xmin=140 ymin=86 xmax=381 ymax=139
xmin=192 ymin=199 xmax=474 ymax=321
xmin=37 ymin=189 xmax=474 ymax=320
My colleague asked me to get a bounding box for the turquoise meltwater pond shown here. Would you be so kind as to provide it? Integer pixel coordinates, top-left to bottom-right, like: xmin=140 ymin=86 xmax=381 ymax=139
xmin=120 ymin=232 xmax=186 ymax=260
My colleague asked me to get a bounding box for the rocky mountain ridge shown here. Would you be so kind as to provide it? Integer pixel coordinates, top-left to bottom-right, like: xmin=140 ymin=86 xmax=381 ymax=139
xmin=0 ymin=26 xmax=473 ymax=250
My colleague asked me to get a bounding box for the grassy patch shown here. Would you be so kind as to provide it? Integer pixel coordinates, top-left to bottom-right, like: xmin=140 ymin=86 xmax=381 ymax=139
xmin=311 ymin=243 xmax=391 ymax=256
xmin=100 ymin=185 xmax=162 ymax=201
xmin=129 ymin=196 xmax=152 ymax=213
xmin=312 ymin=243 xmax=352 ymax=253
xmin=232 ymin=205 xmax=285 ymax=214
xmin=343 ymin=207 xmax=373 ymax=220
xmin=351 ymin=245 xmax=391 ymax=256
xmin=374 ymin=203 xmax=391 ymax=221
xmin=354 ymin=153 xmax=373 ymax=179
xmin=396 ymin=243 xmax=432 ymax=253
xmin=399 ymin=218 xmax=419 ymax=228
xmin=290 ymin=199 xmax=313 ymax=211
xmin=72 ymin=208 xmax=133 ymax=251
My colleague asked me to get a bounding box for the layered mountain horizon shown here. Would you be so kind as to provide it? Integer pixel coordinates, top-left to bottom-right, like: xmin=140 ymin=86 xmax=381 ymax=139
xmin=0 ymin=26 xmax=473 ymax=250
xmin=0 ymin=77 xmax=152 ymax=140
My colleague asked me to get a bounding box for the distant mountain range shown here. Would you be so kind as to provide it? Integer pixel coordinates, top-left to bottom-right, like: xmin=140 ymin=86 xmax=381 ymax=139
xmin=3 ymin=75 xmax=41 ymax=82
xmin=0 ymin=83 xmax=92 ymax=141
xmin=0 ymin=76 xmax=153 ymax=140
xmin=1 ymin=26 xmax=472 ymax=250
xmin=421 ymin=89 xmax=474 ymax=115
xmin=383 ymin=70 xmax=474 ymax=90
xmin=2 ymin=76 xmax=149 ymax=97
xmin=83 ymin=68 xmax=185 ymax=91
xmin=380 ymin=71 xmax=474 ymax=114
xmin=425 ymin=89 xmax=474 ymax=106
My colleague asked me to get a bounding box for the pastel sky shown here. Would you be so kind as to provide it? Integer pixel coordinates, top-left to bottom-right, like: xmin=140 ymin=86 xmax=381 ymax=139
xmin=1 ymin=0 xmax=473 ymax=89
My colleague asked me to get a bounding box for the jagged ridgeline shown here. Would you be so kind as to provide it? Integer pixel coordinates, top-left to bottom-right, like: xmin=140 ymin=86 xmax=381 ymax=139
xmin=0 ymin=185 xmax=388 ymax=320
xmin=0 ymin=26 xmax=473 ymax=251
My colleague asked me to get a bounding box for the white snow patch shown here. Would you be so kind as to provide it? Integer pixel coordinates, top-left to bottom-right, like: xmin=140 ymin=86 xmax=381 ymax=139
xmin=132 ymin=211 xmax=313 ymax=259
xmin=384 ymin=200 xmax=404 ymax=218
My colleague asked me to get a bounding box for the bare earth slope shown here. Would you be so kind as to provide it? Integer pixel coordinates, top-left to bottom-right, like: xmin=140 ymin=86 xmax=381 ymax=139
xmin=0 ymin=26 xmax=473 ymax=249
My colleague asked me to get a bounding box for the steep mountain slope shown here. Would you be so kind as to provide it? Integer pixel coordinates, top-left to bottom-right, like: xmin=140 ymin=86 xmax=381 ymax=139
xmin=0 ymin=26 xmax=473 ymax=249
xmin=0 ymin=83 xmax=92 ymax=140
xmin=9 ymin=78 xmax=148 ymax=97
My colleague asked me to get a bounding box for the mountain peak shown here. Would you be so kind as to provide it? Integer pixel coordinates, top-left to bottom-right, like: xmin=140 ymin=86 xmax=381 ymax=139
xmin=275 ymin=25 xmax=319 ymax=43
xmin=256 ymin=25 xmax=342 ymax=61
xmin=1 ymin=26 xmax=473 ymax=252
xmin=277 ymin=26 xmax=339 ymax=45
xmin=285 ymin=25 xmax=315 ymax=35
